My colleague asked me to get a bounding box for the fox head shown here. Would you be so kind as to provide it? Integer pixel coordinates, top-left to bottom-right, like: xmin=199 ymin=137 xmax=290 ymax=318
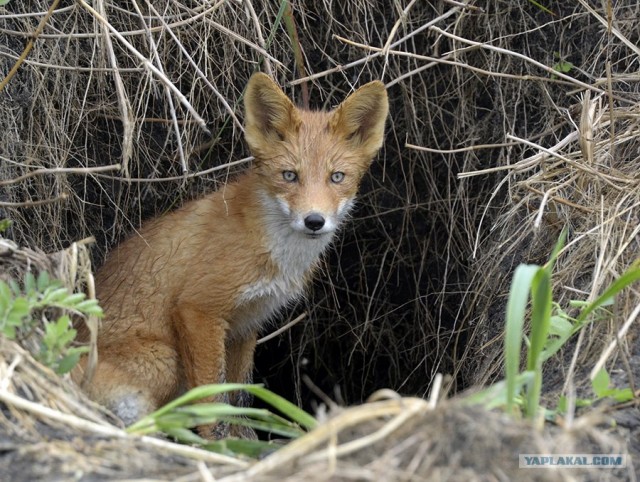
xmin=244 ymin=72 xmax=388 ymax=239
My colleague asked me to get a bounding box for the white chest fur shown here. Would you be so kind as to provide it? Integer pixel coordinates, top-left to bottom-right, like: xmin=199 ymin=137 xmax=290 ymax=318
xmin=232 ymin=194 xmax=334 ymax=337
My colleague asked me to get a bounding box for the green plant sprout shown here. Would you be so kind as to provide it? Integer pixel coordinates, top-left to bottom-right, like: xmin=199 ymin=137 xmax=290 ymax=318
xmin=557 ymin=367 xmax=634 ymax=414
xmin=467 ymin=229 xmax=640 ymax=420
xmin=128 ymin=383 xmax=317 ymax=458
xmin=0 ymin=271 xmax=102 ymax=374
xmin=528 ymin=0 xmax=554 ymax=16
xmin=0 ymin=219 xmax=11 ymax=233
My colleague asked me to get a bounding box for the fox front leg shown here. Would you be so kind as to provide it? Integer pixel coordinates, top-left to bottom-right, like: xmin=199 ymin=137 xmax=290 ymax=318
xmin=225 ymin=333 xmax=258 ymax=439
xmin=173 ymin=303 xmax=230 ymax=439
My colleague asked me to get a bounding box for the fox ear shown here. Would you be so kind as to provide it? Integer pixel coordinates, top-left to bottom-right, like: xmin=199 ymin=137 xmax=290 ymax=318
xmin=330 ymin=81 xmax=389 ymax=157
xmin=244 ymin=73 xmax=300 ymax=153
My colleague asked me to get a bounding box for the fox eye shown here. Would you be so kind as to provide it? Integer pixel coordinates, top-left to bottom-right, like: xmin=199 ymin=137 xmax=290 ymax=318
xmin=282 ymin=170 xmax=298 ymax=182
xmin=330 ymin=171 xmax=345 ymax=183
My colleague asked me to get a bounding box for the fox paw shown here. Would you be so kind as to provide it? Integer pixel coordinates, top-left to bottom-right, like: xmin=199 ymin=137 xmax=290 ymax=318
xmin=229 ymin=423 xmax=258 ymax=440
xmin=110 ymin=392 xmax=152 ymax=426
xmin=198 ymin=421 xmax=230 ymax=440
xmin=198 ymin=421 xmax=257 ymax=440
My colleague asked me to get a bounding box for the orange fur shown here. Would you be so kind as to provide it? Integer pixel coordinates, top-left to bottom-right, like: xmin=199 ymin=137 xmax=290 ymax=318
xmin=74 ymin=73 xmax=388 ymax=438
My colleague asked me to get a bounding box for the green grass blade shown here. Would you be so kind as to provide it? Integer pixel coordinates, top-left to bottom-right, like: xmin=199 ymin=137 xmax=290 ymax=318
xmin=151 ymin=404 xmax=273 ymax=431
xmin=527 ymin=268 xmax=552 ymax=371
xmin=544 ymin=228 xmax=567 ymax=271
xmin=218 ymin=416 xmax=305 ymax=439
xmin=127 ymin=383 xmax=316 ymax=439
xmin=464 ymin=371 xmax=535 ymax=410
xmin=245 ymin=385 xmax=317 ymax=430
xmin=541 ymin=262 xmax=640 ymax=362
xmin=176 ymin=403 xmax=271 ymax=419
xmin=523 ymin=229 xmax=563 ymax=418
xmin=281 ymin=0 xmax=308 ymax=105
xmin=505 ymin=264 xmax=539 ymax=415
xmin=155 ymin=384 xmax=253 ymax=412
xmin=204 ymin=439 xmax=279 ymax=459
xmin=540 ymin=336 xmax=568 ymax=362
xmin=127 ymin=384 xmax=258 ymax=433
xmin=527 ymin=0 xmax=555 ymax=15
xmin=525 ymin=268 xmax=552 ymax=418
xmin=164 ymin=427 xmax=208 ymax=445
xmin=265 ymin=0 xmax=289 ymax=50
xmin=574 ymin=263 xmax=640 ymax=327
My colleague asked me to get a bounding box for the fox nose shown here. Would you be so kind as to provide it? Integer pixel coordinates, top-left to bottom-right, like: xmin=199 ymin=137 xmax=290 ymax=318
xmin=304 ymin=213 xmax=325 ymax=231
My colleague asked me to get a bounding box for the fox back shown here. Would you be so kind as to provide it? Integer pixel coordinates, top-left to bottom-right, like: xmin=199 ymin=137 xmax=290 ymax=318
xmin=74 ymin=73 xmax=389 ymax=438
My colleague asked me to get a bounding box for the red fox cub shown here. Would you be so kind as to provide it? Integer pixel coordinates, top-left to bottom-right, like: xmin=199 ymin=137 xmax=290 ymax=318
xmin=75 ymin=72 xmax=388 ymax=437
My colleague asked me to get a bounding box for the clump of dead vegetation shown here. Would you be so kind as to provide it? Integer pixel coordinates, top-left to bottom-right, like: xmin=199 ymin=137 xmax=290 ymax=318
xmin=0 ymin=325 xmax=629 ymax=480
xmin=1 ymin=0 xmax=639 ymax=480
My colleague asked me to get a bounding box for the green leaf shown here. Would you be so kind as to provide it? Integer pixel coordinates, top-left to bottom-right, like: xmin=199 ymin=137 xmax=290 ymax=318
xmin=505 ymin=264 xmax=539 ymax=415
xmin=86 ymin=305 xmax=104 ymax=317
xmin=58 ymin=328 xmax=77 ymax=346
xmin=3 ymin=326 xmax=16 ymax=339
xmin=41 ymin=324 xmax=57 ymax=350
xmin=543 ymin=263 xmax=640 ymax=362
xmin=556 ymin=395 xmax=567 ymax=414
xmin=36 ymin=271 xmax=50 ymax=292
xmin=24 ymin=272 xmax=36 ymax=294
xmin=127 ymin=384 xmax=256 ymax=433
xmin=8 ymin=280 xmax=21 ymax=297
xmin=610 ymin=388 xmax=634 ymax=403
xmin=575 ymin=265 xmax=640 ymax=327
xmin=245 ymin=385 xmax=317 ymax=430
xmin=42 ymin=286 xmax=71 ymax=304
xmin=553 ymin=60 xmax=573 ymax=74
xmin=57 ymin=315 xmax=75 ymax=336
xmin=553 ymin=303 xmax=569 ymax=319
xmin=219 ymin=415 xmax=304 ymax=438
xmin=204 ymin=439 xmax=278 ymax=459
xmin=265 ymin=0 xmax=290 ymax=50
xmin=53 ymin=316 xmax=66 ymax=337
xmin=8 ymin=297 xmax=31 ymax=325
xmin=177 ymin=403 xmax=270 ymax=419
xmin=127 ymin=383 xmax=315 ymax=444
xmin=544 ymin=228 xmax=567 ymax=270
xmin=163 ymin=427 xmax=207 ymax=445
xmin=56 ymin=350 xmax=85 ymax=374
xmin=503 ymin=229 xmax=566 ymax=418
xmin=0 ymin=219 xmax=12 ymax=233
xmin=590 ymin=369 xmax=633 ymax=402
xmin=574 ymin=398 xmax=593 ymax=408
xmin=598 ymin=296 xmax=615 ymax=307
xmin=158 ymin=384 xmax=254 ymax=412
xmin=527 ymin=0 xmax=554 ymax=15
xmin=541 ymin=336 xmax=567 ymax=361
xmin=547 ymin=315 xmax=573 ymax=338
xmin=63 ymin=293 xmax=88 ymax=305
xmin=74 ymin=299 xmax=104 ymax=316
xmin=592 ymin=368 xmax=610 ymax=398
xmin=526 ymin=267 xmax=552 ymax=418
xmin=527 ymin=268 xmax=552 ymax=371
xmin=464 ymin=371 xmax=535 ymax=410
xmin=0 ymin=281 xmax=10 ymax=315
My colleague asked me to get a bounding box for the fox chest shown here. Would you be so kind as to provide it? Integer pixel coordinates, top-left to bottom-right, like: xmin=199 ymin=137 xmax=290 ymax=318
xmin=230 ymin=275 xmax=308 ymax=338
xmin=228 ymin=226 xmax=330 ymax=338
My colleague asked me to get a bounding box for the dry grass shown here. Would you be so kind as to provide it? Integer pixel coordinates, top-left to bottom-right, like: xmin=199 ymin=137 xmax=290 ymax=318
xmin=0 ymin=324 xmax=629 ymax=480
xmin=1 ymin=0 xmax=639 ymax=479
